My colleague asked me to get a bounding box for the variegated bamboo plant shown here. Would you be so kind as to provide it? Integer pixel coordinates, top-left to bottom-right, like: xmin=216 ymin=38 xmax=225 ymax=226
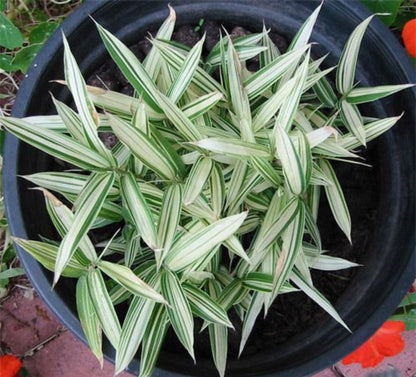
xmin=1 ymin=4 xmax=413 ymax=377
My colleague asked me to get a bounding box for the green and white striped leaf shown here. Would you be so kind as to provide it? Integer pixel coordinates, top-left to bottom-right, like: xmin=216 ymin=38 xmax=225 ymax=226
xmin=41 ymin=188 xmax=96 ymax=263
xmin=165 ymin=212 xmax=247 ymax=271
xmin=274 ymin=122 xmax=306 ymax=195
xmin=252 ymin=75 xmax=297 ymax=132
xmin=182 ymin=91 xmax=223 ymax=120
xmin=243 ymin=272 xmax=273 ymax=292
xmin=167 ymin=35 xmax=205 ymax=103
xmin=161 ymin=269 xmax=195 ymax=360
xmin=250 ymin=197 xmax=300 ymax=270
xmin=95 ymin=22 xmax=161 ymax=112
xmin=76 ymin=276 xmax=103 ymax=365
xmin=184 ymin=156 xmax=213 ymax=205
xmin=12 ymin=238 xmax=86 ymax=278
xmin=62 ymin=34 xmax=115 ymax=162
xmin=245 ymin=45 xmax=309 ymax=99
xmin=143 ymin=5 xmax=176 ymax=81
xmin=98 ymin=260 xmax=165 ymax=303
xmin=116 ymin=276 xmax=157 ymax=373
xmin=305 ymin=253 xmax=360 ymax=271
xmin=207 ymin=281 xmax=228 ymax=377
xmin=336 ymin=15 xmax=374 ymax=94
xmin=291 ymin=269 xmax=349 ymax=330
xmin=346 ymin=84 xmax=414 ymax=104
xmin=139 ymin=304 xmax=169 ymax=377
xmin=120 ymin=173 xmax=157 ymax=250
xmin=55 ymin=172 xmax=115 ymax=285
xmin=250 ymin=156 xmax=281 ymax=187
xmin=184 ymin=283 xmax=232 ymax=327
xmin=157 ymin=184 xmax=183 ymax=266
xmin=239 ymin=291 xmax=265 ymax=355
xmin=22 ymin=172 xmax=118 ymax=201
xmin=192 ymin=137 xmax=270 ymax=159
xmin=288 ymin=3 xmax=322 ymax=50
xmin=107 ymin=113 xmax=181 ymax=180
xmin=339 ymin=100 xmax=366 ymax=146
xmin=153 ymin=38 xmax=225 ymax=95
xmin=340 ymin=115 xmax=402 ymax=150
xmin=51 ymin=95 xmax=86 ymax=144
xmin=269 ymin=202 xmax=305 ymax=304
xmin=155 ymin=93 xmax=202 ymax=141
xmin=319 ymin=159 xmax=351 ymax=242
xmin=307 ymin=126 xmax=338 ymax=148
xmin=87 ymin=268 xmax=121 ymax=349
xmin=275 ymin=49 xmax=310 ymax=132
xmin=0 ymin=117 xmax=113 ymax=170
xmin=210 ymin=163 xmax=226 ymax=217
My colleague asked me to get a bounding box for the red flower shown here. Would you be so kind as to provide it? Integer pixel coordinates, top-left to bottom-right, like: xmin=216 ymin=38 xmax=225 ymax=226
xmin=342 ymin=321 xmax=405 ymax=368
xmin=402 ymin=19 xmax=416 ymax=58
xmin=0 ymin=355 xmax=22 ymax=377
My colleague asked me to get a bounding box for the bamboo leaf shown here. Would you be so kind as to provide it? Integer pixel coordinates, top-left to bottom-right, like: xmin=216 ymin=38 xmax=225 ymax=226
xmin=107 ymin=113 xmax=180 ymax=180
xmin=207 ymin=282 xmax=228 ymax=377
xmin=184 ymin=156 xmax=213 ymax=205
xmin=12 ymin=238 xmax=86 ymax=278
xmin=244 ymin=45 xmax=309 ymax=99
xmin=55 ymin=172 xmax=115 ymax=285
xmin=243 ymin=272 xmax=273 ymax=292
xmin=62 ymin=34 xmax=115 ymax=162
xmin=98 ymin=260 xmax=166 ymax=303
xmin=161 ymin=269 xmax=195 ymax=360
xmin=143 ymin=5 xmax=176 ymax=81
xmin=76 ymin=276 xmax=103 ymax=365
xmin=192 ymin=137 xmax=270 ymax=159
xmin=183 ymin=283 xmax=232 ymax=327
xmin=288 ymin=2 xmax=322 ymax=50
xmin=157 ymin=184 xmax=183 ymax=266
xmin=339 ymin=100 xmax=366 ymax=146
xmin=275 ymin=49 xmax=310 ymax=132
xmin=95 ymin=21 xmax=162 ymax=112
xmin=165 ymin=212 xmax=247 ymax=271
xmin=0 ymin=117 xmax=113 ymax=170
xmin=336 ymin=15 xmax=374 ymax=94
xmin=250 ymin=156 xmax=282 ymax=187
xmin=87 ymin=268 xmax=121 ymax=349
xmin=167 ymin=35 xmax=205 ymax=103
xmin=139 ymin=304 xmax=169 ymax=377
xmin=153 ymin=38 xmax=225 ymax=95
xmin=346 ymin=84 xmax=414 ymax=104
xmin=291 ymin=269 xmax=350 ymax=330
xmin=269 ymin=201 xmax=305 ymax=304
xmin=40 ymin=188 xmax=96 ymax=263
xmin=210 ymin=163 xmax=226 ymax=217
xmin=120 ymin=173 xmax=158 ymax=250
xmin=116 ymin=276 xmax=157 ymax=373
xmin=319 ymin=159 xmax=351 ymax=242
xmin=274 ymin=122 xmax=306 ymax=195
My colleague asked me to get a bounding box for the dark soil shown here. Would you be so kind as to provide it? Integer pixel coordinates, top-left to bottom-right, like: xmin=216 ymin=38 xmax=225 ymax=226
xmin=83 ymin=21 xmax=378 ymax=360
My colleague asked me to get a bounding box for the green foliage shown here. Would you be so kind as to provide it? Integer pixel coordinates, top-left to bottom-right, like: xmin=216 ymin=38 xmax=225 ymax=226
xmin=360 ymin=0 xmax=402 ymax=26
xmin=0 ymin=2 xmax=76 ymax=73
xmin=0 ymin=4 xmax=413 ymax=377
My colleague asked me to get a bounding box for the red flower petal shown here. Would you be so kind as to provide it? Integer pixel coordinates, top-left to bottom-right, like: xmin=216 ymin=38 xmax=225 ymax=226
xmin=0 ymin=355 xmax=22 ymax=377
xmin=402 ymin=19 xmax=416 ymax=58
xmin=342 ymin=321 xmax=406 ymax=368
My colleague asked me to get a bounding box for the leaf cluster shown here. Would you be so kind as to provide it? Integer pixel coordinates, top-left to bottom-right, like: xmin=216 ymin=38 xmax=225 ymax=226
xmin=0 ymin=4 xmax=412 ymax=377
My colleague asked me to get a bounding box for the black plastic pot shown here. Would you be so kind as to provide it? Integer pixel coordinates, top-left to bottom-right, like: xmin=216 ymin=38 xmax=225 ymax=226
xmin=3 ymin=1 xmax=415 ymax=376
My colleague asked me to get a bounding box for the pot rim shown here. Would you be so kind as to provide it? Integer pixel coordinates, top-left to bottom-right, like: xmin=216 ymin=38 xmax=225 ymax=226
xmin=3 ymin=1 xmax=415 ymax=377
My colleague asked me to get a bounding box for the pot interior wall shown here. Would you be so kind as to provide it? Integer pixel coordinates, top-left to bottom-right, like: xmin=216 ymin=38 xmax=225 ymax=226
xmin=7 ymin=1 xmax=415 ymax=377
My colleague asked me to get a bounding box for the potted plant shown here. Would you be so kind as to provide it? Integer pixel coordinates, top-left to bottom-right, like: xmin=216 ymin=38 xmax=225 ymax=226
xmin=1 ymin=1 xmax=415 ymax=377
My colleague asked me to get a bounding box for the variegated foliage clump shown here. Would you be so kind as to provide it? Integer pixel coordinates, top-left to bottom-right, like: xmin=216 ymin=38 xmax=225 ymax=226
xmin=1 ymin=4 xmax=413 ymax=377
